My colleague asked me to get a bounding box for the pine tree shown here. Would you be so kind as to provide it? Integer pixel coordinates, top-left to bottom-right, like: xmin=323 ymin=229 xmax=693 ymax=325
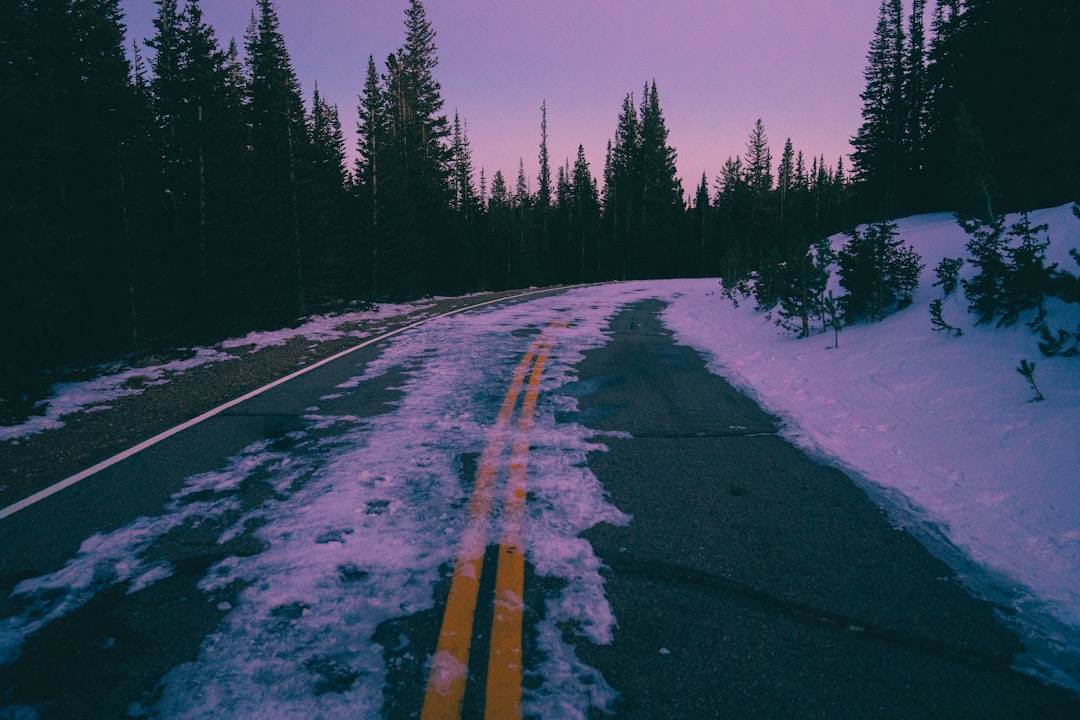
xmin=177 ymin=0 xmax=250 ymax=334
xmin=902 ymin=0 xmax=930 ymax=207
xmin=743 ymin=119 xmax=773 ymax=197
xmin=777 ymin=138 xmax=795 ymax=222
xmin=355 ymin=54 xmax=388 ymax=298
xmin=570 ymin=145 xmax=600 ymax=282
xmin=740 ymin=119 xmax=778 ymax=266
xmin=245 ymin=0 xmax=310 ymax=318
xmin=305 ymin=82 xmax=353 ymax=308
xmin=536 ymin=100 xmax=552 ymax=233
xmin=384 ymin=0 xmax=454 ymax=293
xmin=837 ymin=220 xmax=923 ymax=322
xmin=608 ymin=92 xmax=640 ymax=279
xmin=512 ymin=158 xmax=532 ymax=286
xmin=487 ymin=169 xmax=513 ymax=288
xmin=637 ymin=81 xmax=683 ymax=277
xmin=851 ymin=0 xmax=906 ymax=216
xmin=693 ymin=172 xmax=712 ymax=270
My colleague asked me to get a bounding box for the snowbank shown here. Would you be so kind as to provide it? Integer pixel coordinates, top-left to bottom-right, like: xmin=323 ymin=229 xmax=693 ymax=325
xmin=660 ymin=204 xmax=1080 ymax=689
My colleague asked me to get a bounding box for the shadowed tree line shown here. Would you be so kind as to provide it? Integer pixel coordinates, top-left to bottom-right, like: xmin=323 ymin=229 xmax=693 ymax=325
xmin=1 ymin=0 xmax=1073 ymax=401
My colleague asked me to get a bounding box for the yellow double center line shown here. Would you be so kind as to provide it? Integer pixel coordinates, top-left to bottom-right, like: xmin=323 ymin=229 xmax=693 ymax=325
xmin=422 ymin=323 xmax=566 ymax=720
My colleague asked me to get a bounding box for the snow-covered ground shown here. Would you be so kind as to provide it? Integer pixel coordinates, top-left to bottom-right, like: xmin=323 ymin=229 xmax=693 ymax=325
xmin=659 ymin=203 xmax=1080 ymax=690
xmin=1 ymin=205 xmax=1078 ymax=713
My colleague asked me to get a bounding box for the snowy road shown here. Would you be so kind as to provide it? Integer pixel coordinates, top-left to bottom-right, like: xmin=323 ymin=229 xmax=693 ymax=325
xmin=1 ymin=283 xmax=1078 ymax=718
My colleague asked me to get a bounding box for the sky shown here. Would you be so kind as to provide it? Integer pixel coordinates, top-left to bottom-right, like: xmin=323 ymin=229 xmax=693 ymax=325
xmin=119 ymin=0 xmax=880 ymax=197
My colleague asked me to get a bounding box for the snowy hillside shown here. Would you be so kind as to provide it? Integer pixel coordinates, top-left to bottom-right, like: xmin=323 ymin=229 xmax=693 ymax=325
xmin=662 ymin=203 xmax=1080 ymax=690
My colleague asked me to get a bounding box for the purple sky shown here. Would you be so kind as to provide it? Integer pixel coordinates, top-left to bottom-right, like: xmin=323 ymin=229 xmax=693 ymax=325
xmin=120 ymin=0 xmax=880 ymax=197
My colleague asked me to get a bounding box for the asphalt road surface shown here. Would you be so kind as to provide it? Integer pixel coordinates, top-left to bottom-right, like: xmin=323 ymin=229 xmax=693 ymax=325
xmin=1 ymin=292 xmax=1077 ymax=718
xmin=568 ymin=300 xmax=1079 ymax=718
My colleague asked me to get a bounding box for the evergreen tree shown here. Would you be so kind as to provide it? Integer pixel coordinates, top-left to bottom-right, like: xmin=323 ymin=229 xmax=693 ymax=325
xmin=245 ymin=0 xmax=310 ymax=318
xmin=777 ymin=138 xmax=795 ymax=222
xmin=693 ymin=172 xmax=712 ymax=270
xmin=570 ymin=145 xmax=600 ymax=282
xmin=174 ymin=0 xmax=251 ymax=335
xmin=384 ymin=0 xmax=454 ymax=293
xmin=926 ymin=0 xmax=1079 ymax=209
xmin=355 ymin=54 xmax=391 ymax=298
xmin=743 ymin=119 xmax=778 ymax=261
xmin=536 ymin=100 xmax=552 ymax=237
xmin=851 ymin=0 xmax=906 ymax=216
xmin=837 ymin=220 xmax=923 ymax=321
xmin=777 ymin=236 xmax=835 ymax=338
xmin=636 ymin=81 xmax=683 ymax=277
xmin=743 ymin=119 xmax=773 ymax=198
xmin=487 ymin=169 xmax=514 ymax=288
xmin=512 ymin=158 xmax=532 ymax=286
xmin=608 ymin=92 xmax=640 ymax=279
xmin=304 ymin=82 xmax=353 ymax=308
xmin=902 ymin=0 xmax=930 ymax=207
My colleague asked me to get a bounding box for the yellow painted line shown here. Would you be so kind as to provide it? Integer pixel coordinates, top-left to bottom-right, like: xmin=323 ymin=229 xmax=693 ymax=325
xmin=485 ymin=344 xmax=550 ymax=719
xmin=421 ymin=324 xmax=562 ymax=720
xmin=421 ymin=345 xmax=538 ymax=720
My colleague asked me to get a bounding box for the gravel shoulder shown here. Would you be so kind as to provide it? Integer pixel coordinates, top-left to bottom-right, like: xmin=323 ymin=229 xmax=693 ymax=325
xmin=0 ymin=289 xmax=540 ymax=509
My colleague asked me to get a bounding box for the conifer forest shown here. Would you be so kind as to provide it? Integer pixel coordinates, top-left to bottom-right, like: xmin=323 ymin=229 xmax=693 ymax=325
xmin=1 ymin=0 xmax=1077 ymax=395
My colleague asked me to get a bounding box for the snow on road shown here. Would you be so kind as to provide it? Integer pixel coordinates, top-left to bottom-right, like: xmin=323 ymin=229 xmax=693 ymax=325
xmin=1 ymin=204 xmax=1078 ymax=711
xmin=1 ymin=287 xmax=650 ymax=717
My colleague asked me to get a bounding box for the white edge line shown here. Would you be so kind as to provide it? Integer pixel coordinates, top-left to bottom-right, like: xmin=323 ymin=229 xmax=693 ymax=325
xmin=0 ymin=287 xmax=571 ymax=522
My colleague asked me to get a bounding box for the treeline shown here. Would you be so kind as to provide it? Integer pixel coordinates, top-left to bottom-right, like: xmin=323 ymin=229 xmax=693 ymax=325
xmin=849 ymin=0 xmax=1078 ymax=220
xmin=727 ymin=0 xmax=1078 ymax=337
xmin=1 ymin=0 xmax=1073 ymax=392
xmin=0 ymin=0 xmax=848 ymax=387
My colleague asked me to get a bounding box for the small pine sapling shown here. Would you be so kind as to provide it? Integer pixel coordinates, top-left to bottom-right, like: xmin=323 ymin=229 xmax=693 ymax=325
xmin=929 ymin=299 xmax=963 ymax=336
xmin=960 ymin=215 xmax=1007 ymax=324
xmin=823 ymin=291 xmax=842 ymax=348
xmin=929 ymin=257 xmax=965 ymax=336
xmin=1016 ymin=359 xmax=1044 ymax=402
xmin=999 ymin=213 xmax=1054 ymax=328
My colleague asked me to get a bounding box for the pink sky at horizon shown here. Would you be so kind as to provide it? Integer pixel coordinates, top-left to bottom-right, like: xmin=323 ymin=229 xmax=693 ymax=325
xmin=120 ymin=0 xmax=881 ymax=198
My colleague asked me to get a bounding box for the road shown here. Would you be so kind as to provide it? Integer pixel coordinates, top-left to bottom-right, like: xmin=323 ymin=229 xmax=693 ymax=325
xmin=1 ymin=288 xmax=1077 ymax=718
